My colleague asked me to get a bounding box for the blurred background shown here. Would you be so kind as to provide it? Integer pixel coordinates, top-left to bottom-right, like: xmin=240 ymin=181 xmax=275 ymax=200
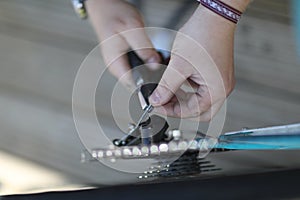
xmin=0 ymin=0 xmax=299 ymax=196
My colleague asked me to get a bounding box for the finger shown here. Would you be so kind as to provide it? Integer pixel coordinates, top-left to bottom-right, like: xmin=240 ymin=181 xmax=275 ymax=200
xmin=181 ymin=92 xmax=212 ymax=118
xmin=152 ymin=88 xmax=187 ymax=116
xmin=101 ymin=34 xmax=135 ymax=88
xmin=174 ymin=85 xmax=214 ymax=119
xmin=155 ymin=91 xmax=212 ymax=118
xmin=198 ymin=108 xmax=213 ymax=122
xmin=153 ymin=103 xmax=178 ymax=117
xmin=149 ymin=55 xmax=192 ymax=106
xmin=197 ymin=99 xmax=225 ymax=122
xmin=184 ymin=79 xmax=199 ymax=90
xmin=121 ymin=28 xmax=162 ymax=70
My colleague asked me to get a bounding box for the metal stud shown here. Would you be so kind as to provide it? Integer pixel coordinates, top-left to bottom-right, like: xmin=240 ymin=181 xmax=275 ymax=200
xmin=168 ymin=141 xmax=178 ymax=151
xmin=159 ymin=143 xmax=169 ymax=153
xmin=132 ymin=147 xmax=142 ymax=156
xmin=150 ymin=145 xmax=159 ymax=155
xmin=123 ymin=148 xmax=132 ymax=156
xmin=114 ymin=149 xmax=122 ymax=157
xmin=106 ymin=150 xmax=113 ymax=157
xmin=178 ymin=140 xmax=188 ymax=150
xmin=92 ymin=151 xmax=97 ymax=158
xmin=141 ymin=146 xmax=149 ymax=155
xmin=97 ymin=150 xmax=104 ymax=158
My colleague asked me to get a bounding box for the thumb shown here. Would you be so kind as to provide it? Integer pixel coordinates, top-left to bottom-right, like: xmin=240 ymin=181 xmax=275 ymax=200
xmin=149 ymin=56 xmax=191 ymax=106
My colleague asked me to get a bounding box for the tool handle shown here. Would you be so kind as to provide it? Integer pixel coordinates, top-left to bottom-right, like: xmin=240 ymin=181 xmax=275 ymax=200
xmin=127 ymin=50 xmax=169 ymax=87
xmin=127 ymin=50 xmax=168 ymax=68
xmin=140 ymin=83 xmax=158 ymax=106
xmin=127 ymin=51 xmax=159 ymax=105
xmin=127 ymin=51 xmax=144 ymax=69
xmin=127 ymin=51 xmax=145 ymax=86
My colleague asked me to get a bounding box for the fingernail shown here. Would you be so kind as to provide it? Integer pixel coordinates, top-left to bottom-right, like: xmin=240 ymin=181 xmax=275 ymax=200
xmin=147 ymin=55 xmax=160 ymax=63
xmin=149 ymin=90 xmax=161 ymax=105
xmin=147 ymin=55 xmax=161 ymax=70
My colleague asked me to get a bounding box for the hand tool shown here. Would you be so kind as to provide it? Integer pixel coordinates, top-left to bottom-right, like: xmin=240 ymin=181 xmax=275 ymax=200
xmin=113 ymin=51 xmax=162 ymax=146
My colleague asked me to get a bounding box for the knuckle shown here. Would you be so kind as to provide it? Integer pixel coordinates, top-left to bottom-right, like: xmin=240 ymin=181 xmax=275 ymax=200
xmin=200 ymin=115 xmax=212 ymax=122
xmin=160 ymin=77 xmax=173 ymax=93
xmin=136 ymin=49 xmax=155 ymax=60
xmin=112 ymin=17 xmax=144 ymax=32
xmin=112 ymin=19 xmax=127 ymax=31
xmin=199 ymin=96 xmax=212 ymax=111
xmin=126 ymin=18 xmax=144 ymax=29
xmin=193 ymin=109 xmax=201 ymax=117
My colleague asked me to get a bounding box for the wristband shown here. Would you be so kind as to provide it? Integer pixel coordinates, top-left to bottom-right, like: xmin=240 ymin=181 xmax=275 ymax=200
xmin=72 ymin=0 xmax=88 ymax=19
xmin=197 ymin=0 xmax=242 ymax=24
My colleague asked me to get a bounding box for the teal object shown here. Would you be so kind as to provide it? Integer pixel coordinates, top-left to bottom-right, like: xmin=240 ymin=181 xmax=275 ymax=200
xmin=216 ymin=135 xmax=300 ymax=150
xmin=196 ymin=123 xmax=300 ymax=150
xmin=292 ymin=0 xmax=300 ymax=57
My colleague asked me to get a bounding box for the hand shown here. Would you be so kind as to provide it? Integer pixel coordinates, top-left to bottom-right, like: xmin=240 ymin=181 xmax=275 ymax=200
xmin=86 ymin=0 xmax=161 ymax=88
xmin=149 ymin=6 xmax=237 ymax=121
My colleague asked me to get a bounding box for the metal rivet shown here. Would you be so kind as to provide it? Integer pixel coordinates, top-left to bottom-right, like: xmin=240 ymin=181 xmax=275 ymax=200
xmin=150 ymin=145 xmax=159 ymax=154
xmin=123 ymin=148 xmax=132 ymax=156
xmin=141 ymin=146 xmax=149 ymax=155
xmin=132 ymin=147 xmax=141 ymax=156
xmin=159 ymin=143 xmax=169 ymax=152
xmin=178 ymin=141 xmax=188 ymax=150
xmin=92 ymin=151 xmax=97 ymax=158
xmin=114 ymin=149 xmax=122 ymax=157
xmin=97 ymin=151 xmax=104 ymax=158
xmin=169 ymin=141 xmax=178 ymax=151
xmin=106 ymin=150 xmax=113 ymax=157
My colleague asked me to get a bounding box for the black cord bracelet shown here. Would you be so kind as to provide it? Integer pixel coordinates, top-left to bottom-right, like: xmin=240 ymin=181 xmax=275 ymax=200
xmin=197 ymin=0 xmax=242 ymax=24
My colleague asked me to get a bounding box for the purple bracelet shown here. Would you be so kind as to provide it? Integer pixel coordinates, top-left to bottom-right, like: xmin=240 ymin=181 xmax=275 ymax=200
xmin=197 ymin=0 xmax=242 ymax=24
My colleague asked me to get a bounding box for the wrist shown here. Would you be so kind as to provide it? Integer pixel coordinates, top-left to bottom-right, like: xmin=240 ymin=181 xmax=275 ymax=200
xmin=193 ymin=5 xmax=237 ymax=31
xmin=195 ymin=0 xmax=251 ymax=25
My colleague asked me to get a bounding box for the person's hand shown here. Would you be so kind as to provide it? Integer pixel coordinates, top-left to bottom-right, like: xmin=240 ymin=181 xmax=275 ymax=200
xmin=149 ymin=6 xmax=238 ymax=121
xmin=86 ymin=0 xmax=161 ymax=88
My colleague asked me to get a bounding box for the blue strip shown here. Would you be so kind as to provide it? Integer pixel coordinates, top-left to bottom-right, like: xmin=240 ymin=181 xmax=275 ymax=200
xmin=216 ymin=135 xmax=300 ymax=150
xmin=292 ymin=0 xmax=300 ymax=57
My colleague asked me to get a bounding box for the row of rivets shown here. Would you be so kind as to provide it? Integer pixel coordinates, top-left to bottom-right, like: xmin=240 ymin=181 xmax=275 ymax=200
xmin=90 ymin=138 xmax=217 ymax=160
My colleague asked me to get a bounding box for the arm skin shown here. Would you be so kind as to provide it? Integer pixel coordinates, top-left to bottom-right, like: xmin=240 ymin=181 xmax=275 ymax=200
xmin=86 ymin=0 xmax=161 ymax=89
xmin=86 ymin=0 xmax=251 ymax=121
xmin=149 ymin=0 xmax=252 ymax=121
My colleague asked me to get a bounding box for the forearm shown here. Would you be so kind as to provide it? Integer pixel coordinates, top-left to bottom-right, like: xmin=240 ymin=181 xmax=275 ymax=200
xmin=85 ymin=0 xmax=111 ymax=40
xmin=86 ymin=0 xmax=144 ymax=41
xmin=191 ymin=0 xmax=252 ymax=32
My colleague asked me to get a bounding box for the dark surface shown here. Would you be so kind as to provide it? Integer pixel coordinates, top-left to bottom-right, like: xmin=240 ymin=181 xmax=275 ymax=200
xmin=3 ymin=169 xmax=300 ymax=200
